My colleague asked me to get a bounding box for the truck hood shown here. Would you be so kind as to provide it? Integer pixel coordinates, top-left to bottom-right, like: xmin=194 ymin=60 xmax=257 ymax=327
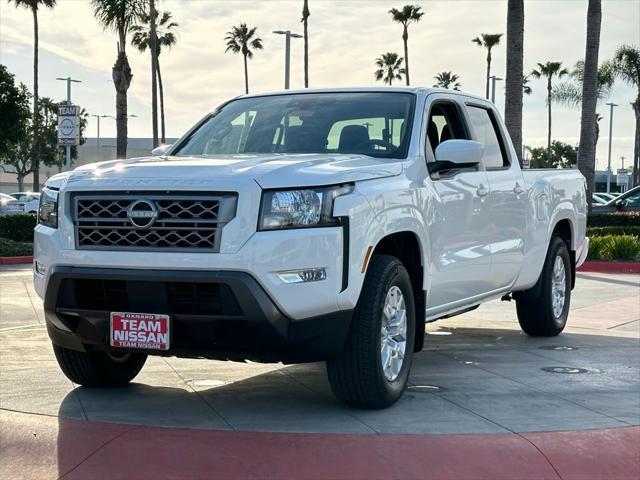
xmin=61 ymin=153 xmax=403 ymax=190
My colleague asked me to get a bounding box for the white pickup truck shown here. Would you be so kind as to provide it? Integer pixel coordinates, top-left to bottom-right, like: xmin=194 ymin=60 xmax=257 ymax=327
xmin=35 ymin=87 xmax=588 ymax=408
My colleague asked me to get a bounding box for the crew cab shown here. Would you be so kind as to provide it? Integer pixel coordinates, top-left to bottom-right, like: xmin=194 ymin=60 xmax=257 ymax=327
xmin=35 ymin=88 xmax=588 ymax=408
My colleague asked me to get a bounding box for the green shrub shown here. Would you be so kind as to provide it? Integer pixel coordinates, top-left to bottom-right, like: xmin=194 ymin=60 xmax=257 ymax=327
xmin=588 ymin=212 xmax=640 ymax=227
xmin=0 ymin=213 xmax=37 ymax=242
xmin=587 ymin=226 xmax=640 ymax=237
xmin=0 ymin=237 xmax=33 ymax=257
xmin=587 ymin=235 xmax=640 ymax=261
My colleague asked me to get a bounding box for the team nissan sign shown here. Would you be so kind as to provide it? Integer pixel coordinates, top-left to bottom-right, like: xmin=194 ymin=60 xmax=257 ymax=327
xmin=57 ymin=104 xmax=80 ymax=146
xmin=110 ymin=312 xmax=170 ymax=351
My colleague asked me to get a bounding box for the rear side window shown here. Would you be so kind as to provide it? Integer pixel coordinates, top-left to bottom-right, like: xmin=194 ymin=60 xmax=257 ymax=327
xmin=466 ymin=106 xmax=508 ymax=169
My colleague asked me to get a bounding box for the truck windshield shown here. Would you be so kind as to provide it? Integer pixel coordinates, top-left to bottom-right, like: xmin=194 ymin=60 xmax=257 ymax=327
xmin=173 ymin=92 xmax=415 ymax=159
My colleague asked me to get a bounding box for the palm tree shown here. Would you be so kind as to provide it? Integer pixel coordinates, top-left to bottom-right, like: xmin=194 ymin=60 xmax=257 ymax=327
xmin=301 ymin=0 xmax=310 ymax=88
xmin=504 ymin=0 xmax=524 ymax=165
xmin=576 ymin=0 xmax=601 ymax=211
xmin=8 ymin=0 xmax=57 ymax=191
xmin=612 ymin=45 xmax=640 ymax=187
xmin=225 ymin=23 xmax=263 ymax=95
xmin=389 ymin=5 xmax=424 ymax=86
xmin=531 ymin=61 xmax=569 ymax=164
xmin=433 ymin=71 xmax=461 ymax=90
xmin=374 ymin=53 xmax=405 ymax=86
xmin=131 ymin=9 xmax=178 ymax=144
xmin=472 ymin=33 xmax=503 ymax=99
xmin=522 ymin=74 xmax=533 ymax=95
xmin=91 ymin=0 xmax=145 ymax=159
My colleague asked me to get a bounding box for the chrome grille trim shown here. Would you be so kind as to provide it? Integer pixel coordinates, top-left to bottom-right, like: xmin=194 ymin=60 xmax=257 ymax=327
xmin=73 ymin=192 xmax=237 ymax=252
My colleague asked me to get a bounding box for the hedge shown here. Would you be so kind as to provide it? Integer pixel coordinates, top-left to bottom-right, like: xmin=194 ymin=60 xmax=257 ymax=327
xmin=587 ymin=235 xmax=640 ymax=261
xmin=588 ymin=212 xmax=640 ymax=227
xmin=0 ymin=214 xmax=37 ymax=242
xmin=0 ymin=237 xmax=33 ymax=257
xmin=587 ymin=226 xmax=640 ymax=237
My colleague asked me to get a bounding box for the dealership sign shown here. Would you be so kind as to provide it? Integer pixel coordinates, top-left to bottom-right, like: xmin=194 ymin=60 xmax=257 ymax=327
xmin=58 ymin=104 xmax=80 ymax=146
xmin=617 ymin=169 xmax=629 ymax=187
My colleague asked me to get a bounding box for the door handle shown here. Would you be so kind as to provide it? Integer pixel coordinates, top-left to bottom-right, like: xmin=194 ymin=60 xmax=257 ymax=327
xmin=513 ymin=183 xmax=524 ymax=195
xmin=477 ymin=185 xmax=489 ymax=197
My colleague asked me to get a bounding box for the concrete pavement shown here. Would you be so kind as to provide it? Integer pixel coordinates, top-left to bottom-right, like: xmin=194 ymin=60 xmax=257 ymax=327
xmin=1 ymin=265 xmax=639 ymax=478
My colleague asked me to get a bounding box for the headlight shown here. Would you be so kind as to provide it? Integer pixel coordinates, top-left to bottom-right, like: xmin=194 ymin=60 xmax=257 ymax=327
xmin=38 ymin=187 xmax=59 ymax=228
xmin=259 ymin=184 xmax=353 ymax=230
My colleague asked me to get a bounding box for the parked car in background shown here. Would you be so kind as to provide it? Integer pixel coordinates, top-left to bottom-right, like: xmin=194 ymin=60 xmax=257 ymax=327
xmin=0 ymin=193 xmax=25 ymax=215
xmin=10 ymin=192 xmax=40 ymax=214
xmin=593 ymin=186 xmax=640 ymax=213
xmin=596 ymin=192 xmax=619 ymax=202
xmin=592 ymin=194 xmax=607 ymax=205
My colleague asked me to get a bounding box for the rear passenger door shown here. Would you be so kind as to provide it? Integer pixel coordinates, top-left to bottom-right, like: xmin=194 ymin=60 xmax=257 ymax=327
xmin=424 ymin=97 xmax=494 ymax=313
xmin=465 ymin=103 xmax=527 ymax=289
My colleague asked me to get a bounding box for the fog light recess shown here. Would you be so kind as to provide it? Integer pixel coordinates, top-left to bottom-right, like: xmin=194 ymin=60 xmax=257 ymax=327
xmin=277 ymin=268 xmax=327 ymax=284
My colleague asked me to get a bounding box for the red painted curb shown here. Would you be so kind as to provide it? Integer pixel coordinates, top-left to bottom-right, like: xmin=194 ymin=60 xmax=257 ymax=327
xmin=0 ymin=255 xmax=32 ymax=265
xmin=578 ymin=260 xmax=640 ymax=274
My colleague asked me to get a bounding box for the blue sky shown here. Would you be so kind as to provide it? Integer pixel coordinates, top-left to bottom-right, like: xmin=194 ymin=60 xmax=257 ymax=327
xmin=1 ymin=0 xmax=638 ymax=169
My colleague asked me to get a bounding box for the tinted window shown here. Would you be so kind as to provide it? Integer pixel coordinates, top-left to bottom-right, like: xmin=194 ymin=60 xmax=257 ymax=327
xmin=466 ymin=106 xmax=508 ymax=168
xmin=175 ymin=93 xmax=415 ymax=159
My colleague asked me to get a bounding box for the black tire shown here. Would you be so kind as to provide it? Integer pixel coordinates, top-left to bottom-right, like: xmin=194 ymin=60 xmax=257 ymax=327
xmin=516 ymin=236 xmax=572 ymax=336
xmin=327 ymin=255 xmax=415 ymax=409
xmin=52 ymin=344 xmax=147 ymax=387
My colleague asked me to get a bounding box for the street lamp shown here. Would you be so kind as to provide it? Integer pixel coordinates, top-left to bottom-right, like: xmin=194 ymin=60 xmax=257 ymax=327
xmin=605 ymin=102 xmax=618 ymax=193
xmin=489 ymin=75 xmax=503 ymax=104
xmin=273 ymin=30 xmax=302 ymax=89
xmin=90 ymin=114 xmax=101 ymax=161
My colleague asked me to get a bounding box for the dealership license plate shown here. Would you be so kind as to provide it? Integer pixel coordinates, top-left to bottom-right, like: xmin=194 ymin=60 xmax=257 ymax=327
xmin=110 ymin=312 xmax=170 ymax=351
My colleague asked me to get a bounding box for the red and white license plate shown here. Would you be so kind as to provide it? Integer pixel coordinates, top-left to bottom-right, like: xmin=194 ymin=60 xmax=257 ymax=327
xmin=110 ymin=312 xmax=170 ymax=351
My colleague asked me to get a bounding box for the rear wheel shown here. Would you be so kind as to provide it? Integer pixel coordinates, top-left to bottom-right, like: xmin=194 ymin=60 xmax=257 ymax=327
xmin=327 ymin=255 xmax=415 ymax=409
xmin=516 ymin=236 xmax=571 ymax=336
xmin=53 ymin=344 xmax=147 ymax=387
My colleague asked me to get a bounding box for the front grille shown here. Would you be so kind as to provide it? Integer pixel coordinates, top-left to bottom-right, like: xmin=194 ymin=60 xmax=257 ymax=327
xmin=73 ymin=192 xmax=237 ymax=251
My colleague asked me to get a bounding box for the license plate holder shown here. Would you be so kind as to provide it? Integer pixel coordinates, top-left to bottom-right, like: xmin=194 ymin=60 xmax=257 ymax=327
xmin=110 ymin=312 xmax=170 ymax=351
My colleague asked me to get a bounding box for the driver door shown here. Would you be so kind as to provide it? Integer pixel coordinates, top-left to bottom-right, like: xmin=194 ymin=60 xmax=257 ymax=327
xmin=424 ymin=97 xmax=494 ymax=314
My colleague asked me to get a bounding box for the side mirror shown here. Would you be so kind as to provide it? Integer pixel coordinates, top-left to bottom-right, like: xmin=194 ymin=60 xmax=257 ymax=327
xmin=429 ymin=140 xmax=483 ymax=174
xmin=615 ymin=199 xmax=624 ymax=211
xmin=151 ymin=144 xmax=173 ymax=156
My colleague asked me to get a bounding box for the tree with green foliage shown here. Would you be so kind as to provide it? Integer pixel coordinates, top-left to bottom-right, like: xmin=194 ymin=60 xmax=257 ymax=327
xmin=527 ymin=141 xmax=577 ymax=169
xmin=7 ymin=0 xmax=57 ymax=191
xmin=91 ymin=0 xmax=145 ymax=159
xmin=389 ymin=5 xmax=424 ymax=86
xmin=433 ymin=71 xmax=461 ymax=90
xmin=472 ymin=33 xmax=503 ymax=99
xmin=531 ymin=61 xmax=569 ymax=164
xmin=612 ymin=45 xmax=640 ymax=187
xmin=131 ymin=9 xmax=178 ymax=144
xmin=224 ymin=23 xmax=263 ymax=95
xmin=374 ymin=53 xmax=405 ymax=86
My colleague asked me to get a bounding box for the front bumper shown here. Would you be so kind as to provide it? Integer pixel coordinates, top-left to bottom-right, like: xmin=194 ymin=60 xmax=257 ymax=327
xmin=44 ymin=266 xmax=353 ymax=363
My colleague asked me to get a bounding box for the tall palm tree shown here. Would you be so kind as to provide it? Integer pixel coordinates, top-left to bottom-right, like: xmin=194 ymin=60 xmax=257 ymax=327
xmin=504 ymin=0 xmax=524 ymax=165
xmin=225 ymin=23 xmax=263 ymax=95
xmin=576 ymin=0 xmax=601 ymax=211
xmin=613 ymin=45 xmax=640 ymax=187
xmin=522 ymin=74 xmax=533 ymax=95
xmin=472 ymin=33 xmax=503 ymax=99
xmin=148 ymin=0 xmax=158 ymax=147
xmin=374 ymin=53 xmax=405 ymax=86
xmin=389 ymin=5 xmax=424 ymax=86
xmin=301 ymin=0 xmax=310 ymax=88
xmin=91 ymin=0 xmax=144 ymax=159
xmin=433 ymin=71 xmax=461 ymax=90
xmin=531 ymin=61 xmax=569 ymax=164
xmin=8 ymin=0 xmax=57 ymax=191
xmin=131 ymin=9 xmax=178 ymax=144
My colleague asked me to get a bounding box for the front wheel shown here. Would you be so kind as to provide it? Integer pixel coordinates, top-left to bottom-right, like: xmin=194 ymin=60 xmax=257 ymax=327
xmin=53 ymin=344 xmax=147 ymax=387
xmin=327 ymin=255 xmax=415 ymax=409
xmin=516 ymin=236 xmax=572 ymax=336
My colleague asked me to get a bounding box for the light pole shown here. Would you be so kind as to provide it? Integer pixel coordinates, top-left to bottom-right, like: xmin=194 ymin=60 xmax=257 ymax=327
xmin=489 ymin=75 xmax=503 ymax=104
xmin=273 ymin=30 xmax=302 ymax=89
xmin=605 ymin=102 xmax=618 ymax=193
xmin=91 ymin=114 xmax=100 ymax=162
xmin=56 ymin=76 xmax=82 ymax=170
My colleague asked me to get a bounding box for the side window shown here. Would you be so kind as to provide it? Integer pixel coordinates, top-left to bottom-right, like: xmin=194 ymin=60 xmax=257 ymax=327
xmin=466 ymin=106 xmax=509 ymax=169
xmin=426 ymin=102 xmax=467 ymax=158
